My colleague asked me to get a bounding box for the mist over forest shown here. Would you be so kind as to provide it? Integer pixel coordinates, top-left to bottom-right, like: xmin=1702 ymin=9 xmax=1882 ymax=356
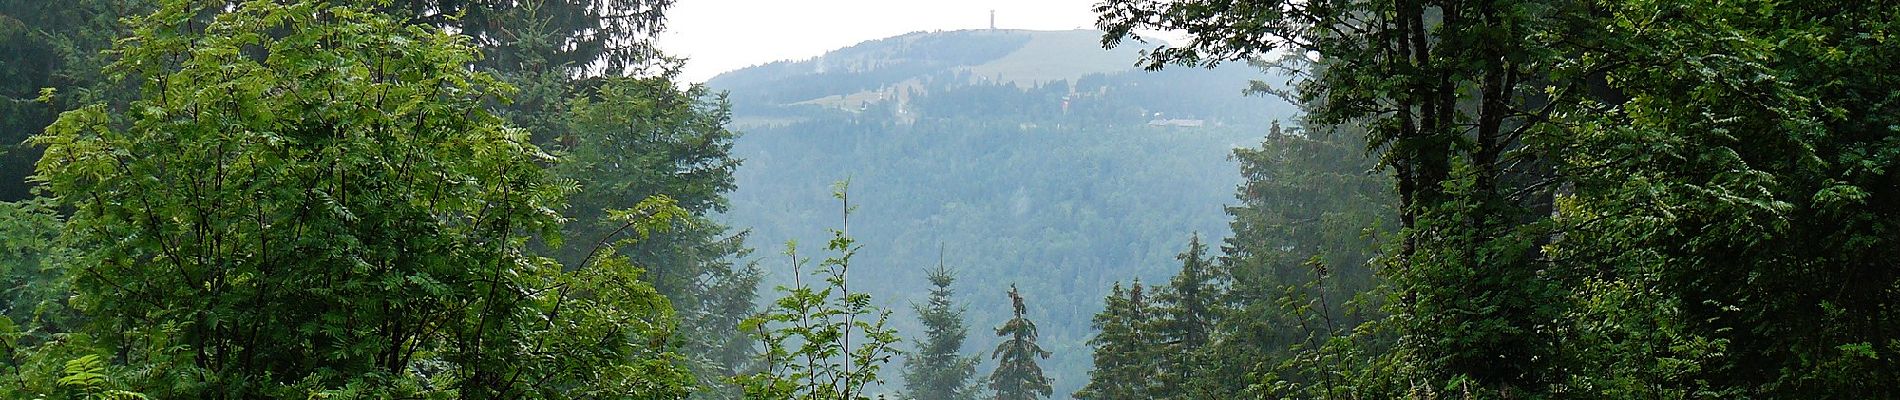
xmin=0 ymin=1 xmax=1896 ymax=399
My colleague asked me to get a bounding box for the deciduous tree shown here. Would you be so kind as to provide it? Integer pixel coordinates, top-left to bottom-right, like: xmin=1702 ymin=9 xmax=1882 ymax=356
xmin=29 ymin=1 xmax=692 ymax=397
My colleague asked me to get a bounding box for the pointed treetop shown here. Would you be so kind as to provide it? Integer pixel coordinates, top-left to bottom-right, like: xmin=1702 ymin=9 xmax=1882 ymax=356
xmin=929 ymin=243 xmax=955 ymax=287
xmin=1009 ymin=284 xmax=1026 ymax=316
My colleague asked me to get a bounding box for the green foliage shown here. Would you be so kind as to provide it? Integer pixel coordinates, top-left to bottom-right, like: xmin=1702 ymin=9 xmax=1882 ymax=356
xmin=556 ymin=74 xmax=757 ymax=398
xmin=1223 ymin=123 xmax=1396 ymax=397
xmin=391 ymin=0 xmax=675 ymax=77
xmin=446 ymin=2 xmax=764 ymax=396
xmin=0 ymin=198 xmax=102 ymax=399
xmin=988 ymin=285 xmax=1053 ymax=400
xmin=1080 ymin=236 xmax=1228 ymax=400
xmin=4 ymin=0 xmax=1893 ymax=398
xmin=27 ymin=1 xmax=692 ymax=397
xmin=1098 ymin=0 xmax=1619 ymax=394
xmin=901 ymin=261 xmax=981 ymax=400
xmin=0 ymin=199 xmax=74 ymax=332
xmin=737 ymin=183 xmax=901 ymax=400
xmin=1536 ymin=0 xmax=1900 ymax=394
xmin=1073 ymin=282 xmax=1158 ymax=400
xmin=471 ymin=5 xmax=761 ymax=395
xmin=57 ymin=354 xmax=149 ymax=400
xmin=1077 ymin=120 xmax=1397 ymax=399
xmin=560 ymin=76 xmax=740 ymax=221
xmin=0 ymin=0 xmax=153 ymax=200
xmin=387 ymin=0 xmax=679 ymax=154
xmin=1149 ymin=234 xmax=1219 ymax=398
xmin=1101 ymin=0 xmax=1900 ymax=397
xmin=418 ymin=0 xmax=763 ymax=395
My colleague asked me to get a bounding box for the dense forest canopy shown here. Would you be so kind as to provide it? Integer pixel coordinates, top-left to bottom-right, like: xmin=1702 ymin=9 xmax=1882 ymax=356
xmin=0 ymin=0 xmax=1895 ymax=399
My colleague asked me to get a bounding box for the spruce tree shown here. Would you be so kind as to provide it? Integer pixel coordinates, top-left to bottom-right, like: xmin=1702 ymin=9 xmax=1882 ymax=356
xmin=988 ymin=284 xmax=1053 ymax=400
xmin=1154 ymin=234 xmax=1221 ymax=398
xmin=1215 ymin=122 xmax=1395 ymax=397
xmin=1075 ymin=281 xmax=1160 ymax=400
xmin=902 ymin=255 xmax=981 ymax=400
xmin=1160 ymin=234 xmax=1218 ymax=348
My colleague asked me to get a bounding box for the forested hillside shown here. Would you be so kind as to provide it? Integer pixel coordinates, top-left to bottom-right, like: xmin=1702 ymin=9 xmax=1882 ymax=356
xmin=708 ymin=29 xmax=1296 ymax=395
xmin=0 ymin=1 xmax=1895 ymax=399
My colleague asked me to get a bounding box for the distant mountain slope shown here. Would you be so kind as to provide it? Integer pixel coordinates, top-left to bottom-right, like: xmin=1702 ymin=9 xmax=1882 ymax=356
xmin=709 ymin=29 xmax=1144 ymax=107
xmin=708 ymin=29 xmax=1296 ymax=396
xmin=708 ymin=29 xmax=1031 ymax=109
xmin=962 ymin=29 xmax=1144 ymax=85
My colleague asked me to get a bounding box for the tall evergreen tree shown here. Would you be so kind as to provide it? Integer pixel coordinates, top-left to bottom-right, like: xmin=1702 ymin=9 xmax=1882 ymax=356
xmin=1152 ymin=234 xmax=1221 ymax=398
xmin=1160 ymin=234 xmax=1217 ymax=348
xmin=902 ymin=255 xmax=981 ymax=400
xmin=1220 ymin=121 xmax=1396 ymax=398
xmin=988 ymin=284 xmax=1053 ymax=400
xmin=1074 ymin=281 xmax=1159 ymax=400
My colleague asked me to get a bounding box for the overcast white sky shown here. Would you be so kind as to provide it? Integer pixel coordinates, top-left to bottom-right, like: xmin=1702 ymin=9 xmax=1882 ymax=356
xmin=656 ymin=0 xmax=1106 ymax=82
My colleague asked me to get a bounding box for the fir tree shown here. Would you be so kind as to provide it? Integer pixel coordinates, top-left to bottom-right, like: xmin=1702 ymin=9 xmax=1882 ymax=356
xmin=1160 ymin=234 xmax=1218 ymax=348
xmin=1154 ymin=234 xmax=1221 ymax=398
xmin=1215 ymin=122 xmax=1394 ymax=397
xmin=902 ymin=252 xmax=981 ymax=400
xmin=988 ymin=284 xmax=1053 ymax=400
xmin=1075 ymin=281 xmax=1160 ymax=400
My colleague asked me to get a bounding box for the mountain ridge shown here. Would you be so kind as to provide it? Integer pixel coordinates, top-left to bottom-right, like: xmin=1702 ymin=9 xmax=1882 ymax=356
xmin=706 ymin=29 xmax=1142 ymax=89
xmin=707 ymin=29 xmax=1165 ymax=117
